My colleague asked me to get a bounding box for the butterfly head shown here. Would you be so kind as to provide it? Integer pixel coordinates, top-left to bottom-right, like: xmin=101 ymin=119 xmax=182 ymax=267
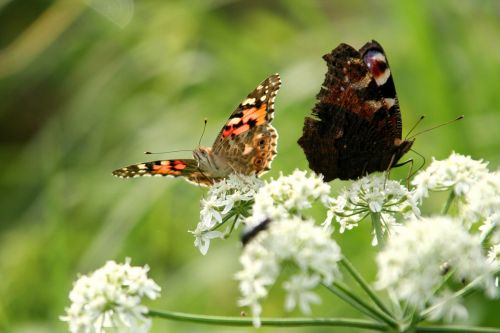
xmin=193 ymin=147 xmax=212 ymax=164
xmin=193 ymin=146 xmax=227 ymax=176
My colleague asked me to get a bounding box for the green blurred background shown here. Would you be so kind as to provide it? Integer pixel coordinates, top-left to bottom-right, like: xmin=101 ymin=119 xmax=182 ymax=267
xmin=1 ymin=0 xmax=499 ymax=332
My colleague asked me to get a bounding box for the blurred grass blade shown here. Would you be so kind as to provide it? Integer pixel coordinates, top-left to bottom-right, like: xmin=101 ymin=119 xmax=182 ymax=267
xmin=87 ymin=0 xmax=134 ymax=28
xmin=0 ymin=0 xmax=84 ymax=78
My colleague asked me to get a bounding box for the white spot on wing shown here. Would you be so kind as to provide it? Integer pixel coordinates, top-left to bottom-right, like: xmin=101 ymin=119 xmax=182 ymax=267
xmin=242 ymin=97 xmax=256 ymax=105
xmin=227 ymin=117 xmax=241 ymax=126
xmin=374 ymin=68 xmax=391 ymax=86
xmin=369 ymin=52 xmax=387 ymax=63
xmin=366 ymin=51 xmax=390 ymax=86
xmin=243 ymin=144 xmax=254 ymax=155
xmin=384 ymin=98 xmax=396 ymax=109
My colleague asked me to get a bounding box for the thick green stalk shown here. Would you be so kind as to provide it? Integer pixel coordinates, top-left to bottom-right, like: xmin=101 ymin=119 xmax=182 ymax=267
xmin=147 ymin=309 xmax=500 ymax=332
xmin=324 ymin=282 xmax=398 ymax=329
xmin=416 ymin=326 xmax=500 ymax=333
xmin=147 ymin=309 xmax=389 ymax=330
xmin=340 ymin=257 xmax=393 ymax=316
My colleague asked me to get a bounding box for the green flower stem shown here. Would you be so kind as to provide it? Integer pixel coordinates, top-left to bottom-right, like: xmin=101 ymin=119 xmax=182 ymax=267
xmin=211 ymin=211 xmax=237 ymax=231
xmin=324 ymin=282 xmax=398 ymax=329
xmin=210 ymin=201 xmax=253 ymax=232
xmin=480 ymin=222 xmax=497 ymax=245
xmin=147 ymin=309 xmax=389 ymax=330
xmin=442 ymin=191 xmax=456 ymax=215
xmin=416 ymin=326 xmax=500 ymax=333
xmin=430 ymin=268 xmax=455 ymax=296
xmin=225 ymin=213 xmax=239 ymax=237
xmin=371 ymin=212 xmax=385 ymax=248
xmin=419 ymin=275 xmax=484 ymax=320
xmin=340 ymin=257 xmax=393 ymax=316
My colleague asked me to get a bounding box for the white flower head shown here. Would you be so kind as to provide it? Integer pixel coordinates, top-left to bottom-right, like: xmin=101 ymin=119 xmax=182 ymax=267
xmin=61 ymin=259 xmax=161 ymax=333
xmin=376 ymin=217 xmax=497 ymax=315
xmin=194 ymin=174 xmax=263 ymax=254
xmin=247 ymin=169 xmax=330 ymax=229
xmin=190 ymin=225 xmax=224 ymax=256
xmin=324 ymin=174 xmax=419 ymax=243
xmin=460 ymin=171 xmax=500 ymax=226
xmin=412 ymin=152 xmax=489 ymax=201
xmin=236 ymin=217 xmax=341 ymax=327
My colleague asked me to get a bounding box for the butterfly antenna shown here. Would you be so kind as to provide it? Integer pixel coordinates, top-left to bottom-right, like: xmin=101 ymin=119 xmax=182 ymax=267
xmin=404 ymin=115 xmax=425 ymax=140
xmin=408 ymin=148 xmax=426 ymax=179
xmin=407 ymin=115 xmax=464 ymax=140
xmin=144 ymin=149 xmax=192 ymax=155
xmin=198 ymin=118 xmax=208 ymax=148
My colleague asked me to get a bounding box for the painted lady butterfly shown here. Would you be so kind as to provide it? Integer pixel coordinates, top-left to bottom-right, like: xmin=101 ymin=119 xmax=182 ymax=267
xmin=113 ymin=74 xmax=281 ymax=186
xmin=298 ymin=41 xmax=413 ymax=181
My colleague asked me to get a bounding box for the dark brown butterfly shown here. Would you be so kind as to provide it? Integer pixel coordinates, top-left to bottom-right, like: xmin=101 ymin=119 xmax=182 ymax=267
xmin=298 ymin=40 xmax=413 ymax=181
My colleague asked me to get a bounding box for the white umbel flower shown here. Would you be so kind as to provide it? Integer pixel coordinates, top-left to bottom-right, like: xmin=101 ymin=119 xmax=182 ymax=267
xmin=376 ymin=217 xmax=496 ymax=317
xmin=61 ymin=259 xmax=161 ymax=333
xmin=194 ymin=174 xmax=263 ymax=254
xmin=247 ymin=169 xmax=330 ymax=228
xmin=460 ymin=171 xmax=500 ymax=225
xmin=412 ymin=152 xmax=489 ymax=202
xmin=236 ymin=217 xmax=341 ymax=327
xmin=324 ymin=174 xmax=419 ymax=242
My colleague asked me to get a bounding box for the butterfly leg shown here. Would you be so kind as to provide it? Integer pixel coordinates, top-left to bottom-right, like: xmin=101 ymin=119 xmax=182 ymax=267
xmin=392 ymin=158 xmax=414 ymax=188
xmin=383 ymin=154 xmax=397 ymax=188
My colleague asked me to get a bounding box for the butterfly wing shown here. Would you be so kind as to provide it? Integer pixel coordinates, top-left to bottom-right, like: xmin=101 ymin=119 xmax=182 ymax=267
xmin=113 ymin=74 xmax=281 ymax=185
xmin=211 ymin=74 xmax=281 ymax=176
xmin=298 ymin=41 xmax=413 ymax=181
xmin=112 ymin=159 xmax=217 ymax=186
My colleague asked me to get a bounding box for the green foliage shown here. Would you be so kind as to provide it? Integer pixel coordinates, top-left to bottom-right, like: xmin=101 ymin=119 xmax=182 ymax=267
xmin=0 ymin=0 xmax=499 ymax=332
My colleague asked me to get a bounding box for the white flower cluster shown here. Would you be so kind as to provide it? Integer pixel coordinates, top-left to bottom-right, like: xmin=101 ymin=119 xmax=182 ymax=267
xmin=324 ymin=175 xmax=419 ymax=243
xmin=247 ymin=169 xmax=330 ymax=228
xmin=235 ymin=170 xmax=341 ymax=327
xmin=236 ymin=217 xmax=341 ymax=327
xmin=376 ymin=217 xmax=497 ymax=321
xmin=412 ymin=152 xmax=489 ymax=201
xmin=192 ymin=174 xmax=263 ymax=255
xmin=461 ymin=171 xmax=500 ymax=224
xmin=61 ymin=259 xmax=161 ymax=333
xmin=411 ymin=152 xmax=500 ymax=248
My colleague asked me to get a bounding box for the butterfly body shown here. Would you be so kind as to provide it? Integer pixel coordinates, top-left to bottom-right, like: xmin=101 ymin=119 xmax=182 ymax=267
xmin=298 ymin=41 xmax=413 ymax=181
xmin=113 ymin=74 xmax=281 ymax=186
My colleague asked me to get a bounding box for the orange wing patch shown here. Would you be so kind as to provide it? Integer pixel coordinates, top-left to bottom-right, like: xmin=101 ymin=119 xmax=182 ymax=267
xmin=222 ymin=103 xmax=268 ymax=138
xmin=152 ymin=160 xmax=187 ymax=176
